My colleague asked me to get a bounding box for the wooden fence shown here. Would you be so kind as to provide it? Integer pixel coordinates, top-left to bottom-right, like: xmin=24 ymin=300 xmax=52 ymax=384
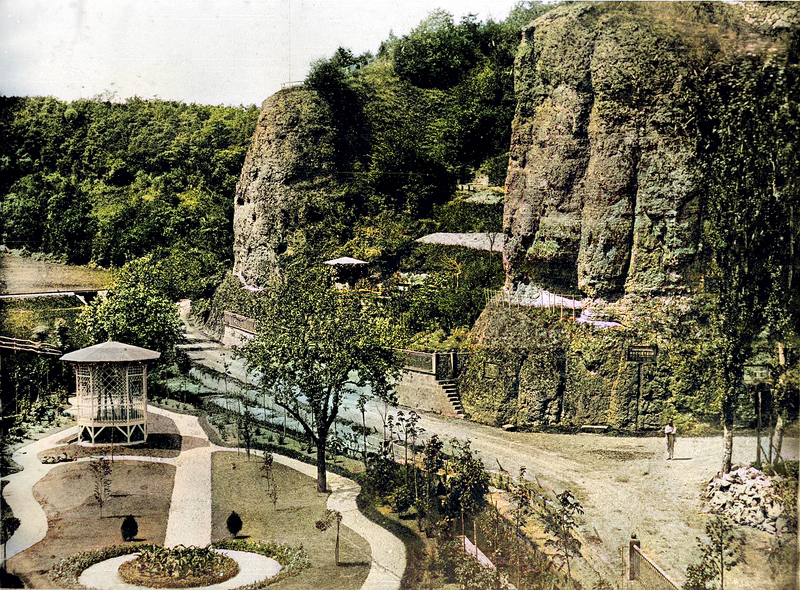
xmin=485 ymin=288 xmax=583 ymax=320
xmin=0 ymin=336 xmax=61 ymax=356
xmin=629 ymin=536 xmax=680 ymax=590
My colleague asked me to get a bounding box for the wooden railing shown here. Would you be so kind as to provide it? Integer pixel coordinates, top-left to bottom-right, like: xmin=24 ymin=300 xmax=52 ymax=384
xmin=0 ymin=335 xmax=61 ymax=356
xmin=222 ymin=311 xmax=257 ymax=335
xmin=396 ymin=349 xmax=472 ymax=380
xmin=629 ymin=537 xmax=680 ymax=590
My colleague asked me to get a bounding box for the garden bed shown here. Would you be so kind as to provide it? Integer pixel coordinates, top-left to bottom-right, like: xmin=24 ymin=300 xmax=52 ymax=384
xmin=211 ymin=451 xmax=370 ymax=590
xmin=8 ymin=461 xmax=175 ymax=588
xmin=118 ymin=545 xmax=239 ymax=588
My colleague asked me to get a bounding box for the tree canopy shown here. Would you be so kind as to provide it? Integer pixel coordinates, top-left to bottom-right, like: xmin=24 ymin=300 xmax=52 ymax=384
xmin=701 ymin=48 xmax=799 ymax=472
xmin=0 ymin=96 xmax=258 ymax=267
xmin=76 ymin=261 xmax=184 ymax=363
xmin=240 ymin=269 xmax=401 ymax=492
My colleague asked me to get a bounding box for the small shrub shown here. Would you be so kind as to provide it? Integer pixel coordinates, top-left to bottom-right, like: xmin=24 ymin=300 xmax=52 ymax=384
xmin=212 ymin=538 xmax=310 ymax=579
xmin=391 ymin=484 xmax=414 ymax=514
xmin=226 ymin=511 xmax=243 ymax=537
xmin=121 ymin=515 xmax=138 ymax=542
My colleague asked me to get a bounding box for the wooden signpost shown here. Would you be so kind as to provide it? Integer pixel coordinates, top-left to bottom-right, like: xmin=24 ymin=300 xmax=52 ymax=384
xmin=627 ymin=345 xmax=658 ymax=431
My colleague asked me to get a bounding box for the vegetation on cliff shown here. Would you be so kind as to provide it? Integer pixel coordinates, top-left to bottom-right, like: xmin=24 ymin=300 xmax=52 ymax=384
xmin=232 ymin=4 xmax=553 ymax=284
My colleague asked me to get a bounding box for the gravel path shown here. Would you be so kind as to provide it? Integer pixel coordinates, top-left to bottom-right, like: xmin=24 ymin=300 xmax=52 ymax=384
xmin=149 ymin=407 xmax=214 ymax=548
xmin=3 ymin=426 xmax=79 ymax=560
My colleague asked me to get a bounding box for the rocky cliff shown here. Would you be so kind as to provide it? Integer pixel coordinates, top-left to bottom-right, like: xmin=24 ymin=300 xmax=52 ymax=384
xmin=232 ymin=88 xmax=340 ymax=287
xmin=503 ymin=2 xmax=797 ymax=296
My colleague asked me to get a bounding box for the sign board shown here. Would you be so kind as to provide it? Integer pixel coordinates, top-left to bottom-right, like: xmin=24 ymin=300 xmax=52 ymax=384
xmin=744 ymin=364 xmax=770 ymax=385
xmin=484 ymin=362 xmax=501 ymax=379
xmin=626 ymin=345 xmax=658 ymax=363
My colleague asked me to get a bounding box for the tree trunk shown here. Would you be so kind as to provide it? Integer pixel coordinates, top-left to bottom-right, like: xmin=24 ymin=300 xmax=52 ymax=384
xmin=722 ymin=380 xmax=736 ymax=473
xmin=772 ymin=411 xmax=786 ymax=462
xmin=722 ymin=420 xmax=734 ymax=474
xmin=316 ymin=439 xmax=328 ymax=493
xmin=335 ymin=520 xmax=340 ymax=566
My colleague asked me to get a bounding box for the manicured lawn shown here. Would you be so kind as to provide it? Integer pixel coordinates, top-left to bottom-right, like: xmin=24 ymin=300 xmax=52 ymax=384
xmin=8 ymin=460 xmax=175 ymax=589
xmin=211 ymin=451 xmax=371 ymax=590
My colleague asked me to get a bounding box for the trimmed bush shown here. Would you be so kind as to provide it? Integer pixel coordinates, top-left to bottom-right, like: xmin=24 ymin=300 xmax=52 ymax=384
xmin=226 ymin=511 xmax=243 ymax=537
xmin=121 ymin=514 xmax=138 ymax=542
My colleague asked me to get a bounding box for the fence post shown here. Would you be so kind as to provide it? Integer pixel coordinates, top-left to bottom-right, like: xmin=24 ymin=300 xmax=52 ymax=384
xmin=629 ymin=534 xmax=641 ymax=581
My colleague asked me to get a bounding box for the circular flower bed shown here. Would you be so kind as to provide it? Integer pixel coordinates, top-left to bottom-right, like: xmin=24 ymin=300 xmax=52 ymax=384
xmin=118 ymin=545 xmax=239 ymax=588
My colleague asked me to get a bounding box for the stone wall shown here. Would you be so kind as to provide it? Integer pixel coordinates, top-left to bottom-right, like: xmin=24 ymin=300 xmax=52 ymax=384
xmin=394 ymin=370 xmax=460 ymax=416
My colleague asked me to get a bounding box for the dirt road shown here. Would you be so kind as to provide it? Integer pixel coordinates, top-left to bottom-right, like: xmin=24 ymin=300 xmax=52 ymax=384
xmin=178 ymin=303 xmax=798 ymax=589
xmin=0 ymin=253 xmax=110 ymax=295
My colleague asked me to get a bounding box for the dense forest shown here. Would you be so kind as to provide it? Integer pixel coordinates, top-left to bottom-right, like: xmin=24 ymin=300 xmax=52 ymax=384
xmin=0 ymin=97 xmax=259 ymax=290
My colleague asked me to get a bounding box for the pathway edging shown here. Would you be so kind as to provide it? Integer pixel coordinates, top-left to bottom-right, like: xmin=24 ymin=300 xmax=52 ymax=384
xmin=2 ymin=406 xmax=405 ymax=590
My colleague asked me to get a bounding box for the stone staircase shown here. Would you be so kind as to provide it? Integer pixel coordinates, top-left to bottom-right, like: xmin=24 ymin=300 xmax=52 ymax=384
xmin=438 ymin=379 xmax=465 ymax=418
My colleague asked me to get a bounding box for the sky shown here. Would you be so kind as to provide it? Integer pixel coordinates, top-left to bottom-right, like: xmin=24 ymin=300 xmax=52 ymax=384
xmin=1 ymin=0 xmax=525 ymax=106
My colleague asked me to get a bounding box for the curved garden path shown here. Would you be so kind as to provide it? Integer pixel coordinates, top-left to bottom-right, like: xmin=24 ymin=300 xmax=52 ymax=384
xmin=2 ymin=406 xmax=405 ymax=590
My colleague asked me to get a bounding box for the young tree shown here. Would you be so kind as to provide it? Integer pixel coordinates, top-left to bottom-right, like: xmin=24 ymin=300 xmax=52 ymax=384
xmin=316 ymin=509 xmax=343 ymax=566
xmin=508 ymin=466 xmax=536 ymax=583
xmin=539 ymin=489 xmax=583 ymax=579
xmin=445 ymin=438 xmax=489 ymax=539
xmin=684 ymin=516 xmax=743 ymax=590
xmin=90 ymin=457 xmax=112 ymax=518
xmin=260 ymin=451 xmax=279 ymax=510
xmin=241 ymin=269 xmax=400 ymax=493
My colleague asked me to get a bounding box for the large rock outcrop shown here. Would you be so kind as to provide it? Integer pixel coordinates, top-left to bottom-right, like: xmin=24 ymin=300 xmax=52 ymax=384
xmin=504 ymin=2 xmax=798 ymax=296
xmin=232 ymin=88 xmax=338 ymax=287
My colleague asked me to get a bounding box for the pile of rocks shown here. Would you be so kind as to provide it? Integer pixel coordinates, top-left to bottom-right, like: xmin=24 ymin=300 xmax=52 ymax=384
xmin=702 ymin=465 xmax=789 ymax=534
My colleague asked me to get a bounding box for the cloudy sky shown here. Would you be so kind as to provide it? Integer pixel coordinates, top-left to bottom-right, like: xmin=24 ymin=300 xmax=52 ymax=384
xmin=1 ymin=0 xmax=524 ymax=106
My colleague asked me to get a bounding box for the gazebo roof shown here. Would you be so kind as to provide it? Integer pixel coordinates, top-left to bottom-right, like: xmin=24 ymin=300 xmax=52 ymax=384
xmin=60 ymin=341 xmax=161 ymax=363
xmin=323 ymin=257 xmax=367 ymax=265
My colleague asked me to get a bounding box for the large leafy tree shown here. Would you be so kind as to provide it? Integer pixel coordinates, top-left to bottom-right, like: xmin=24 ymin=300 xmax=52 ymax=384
xmin=76 ymin=274 xmax=183 ymax=363
xmin=240 ymin=269 xmax=400 ymax=492
xmin=703 ymin=48 xmax=799 ymax=473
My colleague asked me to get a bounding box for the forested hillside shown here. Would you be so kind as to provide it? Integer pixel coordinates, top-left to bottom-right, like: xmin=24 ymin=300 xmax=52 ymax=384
xmin=0 ymin=96 xmax=258 ymax=281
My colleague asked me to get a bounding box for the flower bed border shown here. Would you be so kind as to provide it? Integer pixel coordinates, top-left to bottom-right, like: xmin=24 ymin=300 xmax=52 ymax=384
xmin=48 ymin=540 xmax=309 ymax=590
xmin=118 ymin=548 xmax=239 ymax=588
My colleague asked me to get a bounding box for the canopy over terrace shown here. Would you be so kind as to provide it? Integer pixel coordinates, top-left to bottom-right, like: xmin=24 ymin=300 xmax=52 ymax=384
xmin=323 ymin=257 xmax=368 ymax=286
xmin=61 ymin=341 xmax=160 ymax=445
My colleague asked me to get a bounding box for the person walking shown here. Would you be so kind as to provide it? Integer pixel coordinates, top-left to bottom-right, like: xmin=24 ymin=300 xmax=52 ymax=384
xmin=664 ymin=422 xmax=677 ymax=460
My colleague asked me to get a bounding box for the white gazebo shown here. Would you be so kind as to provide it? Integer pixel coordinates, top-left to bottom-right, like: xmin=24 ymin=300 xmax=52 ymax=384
xmin=60 ymin=341 xmax=160 ymax=445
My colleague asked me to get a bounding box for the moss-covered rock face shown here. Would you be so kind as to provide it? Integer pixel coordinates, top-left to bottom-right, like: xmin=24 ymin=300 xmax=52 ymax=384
xmin=460 ymin=294 xmax=728 ymax=430
xmin=504 ymin=2 xmax=797 ymax=296
xmin=232 ymin=88 xmax=339 ymax=286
